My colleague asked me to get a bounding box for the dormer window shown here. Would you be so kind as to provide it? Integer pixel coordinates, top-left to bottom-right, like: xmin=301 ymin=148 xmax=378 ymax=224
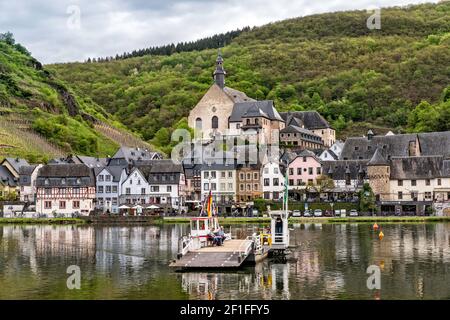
xmin=44 ymin=179 xmax=49 ymax=185
xmin=61 ymin=178 xmax=66 ymax=185
xmin=76 ymin=178 xmax=81 ymax=184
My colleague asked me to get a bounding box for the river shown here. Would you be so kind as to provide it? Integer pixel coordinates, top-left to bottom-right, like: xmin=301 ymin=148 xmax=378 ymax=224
xmin=0 ymin=223 xmax=449 ymax=299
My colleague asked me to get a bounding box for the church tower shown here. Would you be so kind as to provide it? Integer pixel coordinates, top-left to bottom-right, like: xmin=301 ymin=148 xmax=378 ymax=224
xmin=367 ymin=148 xmax=391 ymax=201
xmin=213 ymin=50 xmax=226 ymax=89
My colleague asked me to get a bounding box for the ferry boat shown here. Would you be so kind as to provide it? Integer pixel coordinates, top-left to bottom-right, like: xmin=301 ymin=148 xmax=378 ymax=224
xmin=170 ymin=183 xmax=290 ymax=270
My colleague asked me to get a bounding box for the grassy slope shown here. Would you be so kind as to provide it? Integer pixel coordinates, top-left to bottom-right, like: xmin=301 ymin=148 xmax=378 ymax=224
xmin=48 ymin=2 xmax=450 ymax=147
xmin=0 ymin=39 xmax=154 ymax=162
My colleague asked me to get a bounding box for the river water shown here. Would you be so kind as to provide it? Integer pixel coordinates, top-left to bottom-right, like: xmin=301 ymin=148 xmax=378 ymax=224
xmin=0 ymin=223 xmax=449 ymax=299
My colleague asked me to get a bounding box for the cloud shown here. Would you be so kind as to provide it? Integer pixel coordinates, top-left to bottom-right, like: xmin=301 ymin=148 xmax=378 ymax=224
xmin=0 ymin=0 xmax=439 ymax=64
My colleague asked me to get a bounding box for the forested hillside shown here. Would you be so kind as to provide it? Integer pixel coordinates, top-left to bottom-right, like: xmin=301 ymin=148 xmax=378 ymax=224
xmin=0 ymin=33 xmax=144 ymax=162
xmin=49 ymin=2 xmax=450 ymax=154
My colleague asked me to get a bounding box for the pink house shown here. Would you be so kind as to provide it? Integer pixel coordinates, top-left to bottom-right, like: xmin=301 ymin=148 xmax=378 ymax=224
xmin=287 ymin=150 xmax=322 ymax=187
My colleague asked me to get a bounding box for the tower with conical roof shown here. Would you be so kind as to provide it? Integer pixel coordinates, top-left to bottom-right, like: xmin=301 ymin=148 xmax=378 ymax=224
xmin=367 ymin=148 xmax=391 ymax=201
xmin=213 ymin=49 xmax=226 ymax=89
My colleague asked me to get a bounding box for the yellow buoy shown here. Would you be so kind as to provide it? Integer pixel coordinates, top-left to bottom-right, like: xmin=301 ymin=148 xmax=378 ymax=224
xmin=378 ymin=231 xmax=384 ymax=240
xmin=373 ymin=223 xmax=379 ymax=231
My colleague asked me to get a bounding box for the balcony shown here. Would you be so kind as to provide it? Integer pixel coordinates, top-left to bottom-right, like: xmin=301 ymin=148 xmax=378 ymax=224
xmin=241 ymin=123 xmax=262 ymax=130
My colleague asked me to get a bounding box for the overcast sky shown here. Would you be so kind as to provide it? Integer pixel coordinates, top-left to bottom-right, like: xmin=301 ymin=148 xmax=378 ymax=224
xmin=0 ymin=0 xmax=439 ymax=64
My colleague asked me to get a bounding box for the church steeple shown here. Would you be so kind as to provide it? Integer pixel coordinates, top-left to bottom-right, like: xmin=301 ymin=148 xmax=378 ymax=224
xmin=213 ymin=49 xmax=226 ymax=89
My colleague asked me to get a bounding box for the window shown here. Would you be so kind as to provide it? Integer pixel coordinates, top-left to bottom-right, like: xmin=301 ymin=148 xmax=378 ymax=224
xmin=129 ymin=179 xmax=133 ymax=185
xmin=316 ymin=167 xmax=321 ymax=175
xmin=137 ymin=179 xmax=141 ymax=185
xmin=73 ymin=201 xmax=80 ymax=209
xmin=141 ymin=188 xmax=146 ymax=195
xmin=105 ymin=175 xmax=111 ymax=182
xmin=221 ymin=172 xmax=226 ymax=178
xmin=264 ymin=168 xmax=269 ymax=174
xmin=220 ymin=183 xmax=225 ymax=190
xmin=45 ymin=188 xmax=51 ymax=195
xmin=254 ymin=184 xmax=258 ymax=191
xmin=44 ymin=179 xmax=49 ymax=185
xmin=425 ymin=179 xmax=430 ymax=186
xmin=289 ymin=179 xmax=294 ymax=185
xmin=308 ymin=168 xmax=313 ymax=175
xmin=167 ymin=186 xmax=172 ymax=192
xmin=44 ymin=201 xmax=52 ymax=209
xmin=297 ymin=168 xmax=301 ymax=175
xmin=425 ymin=192 xmax=432 ymax=200
xmin=264 ymin=178 xmax=270 ymax=186
xmin=398 ymin=192 xmax=403 ymax=200
xmin=61 ymin=178 xmax=66 ymax=185
xmin=240 ymin=173 xmax=244 ymax=180
xmin=98 ymin=175 xmax=104 ymax=182
xmin=246 ymin=173 xmax=251 ymax=180
xmin=273 ymin=178 xmax=279 ymax=186
xmin=73 ymin=188 xmax=80 ymax=195
xmin=398 ymin=180 xmax=403 ymax=186
xmin=438 ymin=178 xmax=441 ymax=186
xmin=297 ymin=179 xmax=301 ymax=186
xmin=289 ymin=168 xmax=293 ymax=175
xmin=228 ymin=171 xmax=233 ymax=178
xmin=59 ymin=201 xmax=66 ymax=209
xmin=211 ymin=171 xmax=216 ymax=178
xmin=204 ymin=171 xmax=209 ymax=179
xmin=195 ymin=118 xmax=202 ymax=130
xmin=112 ymin=186 xmax=118 ymax=193
xmin=240 ymin=184 xmax=244 ymax=191
xmin=253 ymin=173 xmax=258 ymax=180
xmin=274 ymin=168 xmax=279 ymax=174
xmin=303 ymin=157 xmax=307 ymax=162
xmin=151 ymin=186 xmax=159 ymax=192
xmin=112 ymin=198 xmax=118 ymax=205
xmin=98 ymin=186 xmax=104 ymax=193
xmin=264 ymin=192 xmax=270 ymax=200
xmin=411 ymin=192 xmax=418 ymax=201
xmin=212 ymin=116 xmax=219 ymax=129
xmin=211 ymin=183 xmax=217 ymax=191
xmin=228 ymin=183 xmax=233 ymax=190
xmin=247 ymin=184 xmax=251 ymax=191
xmin=106 ymin=186 xmax=111 ymax=193
xmin=126 ymin=188 xmax=131 ymax=195
xmin=411 ymin=180 xmax=417 ymax=186
xmin=204 ymin=183 xmax=209 ymax=191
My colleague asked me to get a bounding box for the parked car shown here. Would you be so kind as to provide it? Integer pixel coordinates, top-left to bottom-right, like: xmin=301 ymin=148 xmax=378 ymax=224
xmin=292 ymin=210 xmax=301 ymax=217
xmin=303 ymin=209 xmax=312 ymax=217
xmin=349 ymin=209 xmax=359 ymax=217
xmin=314 ymin=209 xmax=323 ymax=217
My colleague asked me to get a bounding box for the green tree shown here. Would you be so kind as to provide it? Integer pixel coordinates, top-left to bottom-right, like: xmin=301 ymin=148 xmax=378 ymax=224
xmin=358 ymin=183 xmax=376 ymax=214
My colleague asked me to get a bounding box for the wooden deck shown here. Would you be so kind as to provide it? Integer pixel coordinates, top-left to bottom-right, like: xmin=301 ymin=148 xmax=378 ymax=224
xmin=170 ymin=239 xmax=253 ymax=270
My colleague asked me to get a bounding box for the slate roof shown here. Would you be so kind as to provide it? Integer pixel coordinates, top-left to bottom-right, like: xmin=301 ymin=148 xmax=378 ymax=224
xmin=279 ymin=111 xmax=331 ymax=129
xmin=340 ymin=131 xmax=450 ymax=160
xmin=320 ymin=149 xmax=339 ymax=160
xmin=76 ymin=156 xmax=109 ymax=168
xmin=3 ymin=158 xmax=30 ymax=175
xmin=111 ymin=147 xmax=161 ymax=163
xmin=0 ymin=166 xmax=18 ymax=187
xmin=36 ymin=164 xmax=95 ymax=187
xmin=19 ymin=165 xmax=39 ymax=186
xmin=223 ymin=86 xmax=255 ymax=103
xmin=280 ymin=125 xmax=323 ymax=143
xmin=390 ymin=156 xmax=450 ymax=179
xmin=417 ymin=131 xmax=450 ymax=157
xmin=340 ymin=133 xmax=418 ymax=160
xmin=368 ymin=148 xmax=388 ymax=166
xmin=322 ymin=160 xmax=369 ymax=180
xmin=135 ymin=160 xmax=184 ymax=185
xmin=229 ymin=100 xmax=284 ymax=122
xmin=95 ymin=165 xmax=127 ymax=182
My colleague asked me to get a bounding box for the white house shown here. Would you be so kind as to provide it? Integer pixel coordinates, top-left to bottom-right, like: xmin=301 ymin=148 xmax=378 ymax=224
xmin=261 ymin=161 xmax=284 ymax=200
xmin=19 ymin=164 xmax=43 ymax=203
xmin=35 ymin=164 xmax=96 ymax=216
xmin=95 ymin=166 xmax=128 ymax=213
xmin=119 ymin=168 xmax=149 ymax=206
xmin=200 ymin=163 xmax=237 ymax=204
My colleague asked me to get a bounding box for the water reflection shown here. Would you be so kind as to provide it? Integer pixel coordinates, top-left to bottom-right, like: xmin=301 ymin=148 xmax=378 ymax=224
xmin=0 ymin=223 xmax=449 ymax=299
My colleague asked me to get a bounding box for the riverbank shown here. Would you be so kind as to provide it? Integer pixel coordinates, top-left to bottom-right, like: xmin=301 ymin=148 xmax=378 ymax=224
xmin=0 ymin=218 xmax=86 ymax=225
xmin=163 ymin=216 xmax=450 ymax=224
